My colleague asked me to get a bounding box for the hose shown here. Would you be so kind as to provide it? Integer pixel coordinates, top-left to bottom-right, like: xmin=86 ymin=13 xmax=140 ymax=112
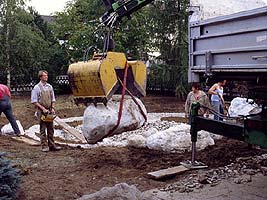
xmin=83 ymin=45 xmax=98 ymax=62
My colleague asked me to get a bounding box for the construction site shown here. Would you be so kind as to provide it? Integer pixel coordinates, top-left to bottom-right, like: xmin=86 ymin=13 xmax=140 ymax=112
xmin=0 ymin=0 xmax=267 ymax=199
xmin=0 ymin=95 xmax=266 ymax=200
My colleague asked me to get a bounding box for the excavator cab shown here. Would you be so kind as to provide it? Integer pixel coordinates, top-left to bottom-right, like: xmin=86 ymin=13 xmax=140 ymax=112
xmin=68 ymin=51 xmax=146 ymax=106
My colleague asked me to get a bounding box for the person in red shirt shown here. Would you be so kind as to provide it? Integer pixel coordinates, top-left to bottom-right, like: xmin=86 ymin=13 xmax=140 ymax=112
xmin=0 ymin=84 xmax=20 ymax=135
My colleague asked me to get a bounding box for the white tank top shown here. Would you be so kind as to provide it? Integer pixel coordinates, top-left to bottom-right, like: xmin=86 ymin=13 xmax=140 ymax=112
xmin=211 ymin=87 xmax=223 ymax=102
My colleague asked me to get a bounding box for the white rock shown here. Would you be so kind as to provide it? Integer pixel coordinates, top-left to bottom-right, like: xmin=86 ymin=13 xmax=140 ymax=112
xmin=142 ymin=127 xmax=158 ymax=138
xmin=1 ymin=120 xmax=24 ymax=135
xmin=146 ymin=129 xmax=189 ymax=152
xmin=22 ymin=113 xmax=217 ymax=152
xmin=197 ymin=130 xmax=215 ymax=149
xmin=210 ymin=133 xmax=223 ymax=140
xmin=24 ymin=125 xmax=40 ymax=140
xmin=127 ymin=135 xmax=147 ymax=148
xmin=77 ymin=183 xmax=143 ymax=200
xmin=24 ymin=125 xmax=74 ymax=142
xmin=228 ymin=97 xmax=261 ymax=117
xmin=146 ymin=124 xmax=214 ymax=152
xmin=147 ymin=113 xmax=185 ymax=122
xmin=82 ymin=96 xmax=147 ymax=144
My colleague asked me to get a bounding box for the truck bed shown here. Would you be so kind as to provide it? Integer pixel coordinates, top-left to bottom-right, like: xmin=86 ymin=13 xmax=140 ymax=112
xmin=188 ymin=6 xmax=267 ymax=85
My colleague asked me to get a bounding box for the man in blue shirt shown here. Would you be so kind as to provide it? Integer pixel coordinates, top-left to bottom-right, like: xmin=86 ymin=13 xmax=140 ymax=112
xmin=31 ymin=70 xmax=61 ymax=152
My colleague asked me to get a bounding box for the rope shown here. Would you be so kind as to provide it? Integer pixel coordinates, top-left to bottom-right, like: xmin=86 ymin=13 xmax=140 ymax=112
xmin=103 ymin=61 xmax=130 ymax=139
xmin=117 ymin=77 xmax=147 ymax=122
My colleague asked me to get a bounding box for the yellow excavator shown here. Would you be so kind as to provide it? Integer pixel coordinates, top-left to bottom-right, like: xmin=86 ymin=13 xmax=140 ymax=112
xmin=68 ymin=0 xmax=153 ymax=105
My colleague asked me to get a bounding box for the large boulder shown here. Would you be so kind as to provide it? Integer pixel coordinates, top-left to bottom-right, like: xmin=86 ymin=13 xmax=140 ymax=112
xmin=228 ymin=97 xmax=262 ymax=117
xmin=145 ymin=123 xmax=215 ymax=152
xmin=77 ymin=183 xmax=144 ymax=200
xmin=82 ymin=95 xmax=147 ymax=144
xmin=0 ymin=120 xmax=24 ymax=135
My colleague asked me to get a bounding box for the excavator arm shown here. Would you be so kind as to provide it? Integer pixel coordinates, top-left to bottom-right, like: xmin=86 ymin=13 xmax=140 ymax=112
xmin=101 ymin=0 xmax=154 ymax=28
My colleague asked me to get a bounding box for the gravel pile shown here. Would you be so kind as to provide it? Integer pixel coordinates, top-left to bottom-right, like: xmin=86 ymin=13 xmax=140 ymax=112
xmin=159 ymin=154 xmax=267 ymax=193
xmin=104 ymin=120 xmax=178 ymax=140
xmin=88 ymin=120 xmax=179 ymax=148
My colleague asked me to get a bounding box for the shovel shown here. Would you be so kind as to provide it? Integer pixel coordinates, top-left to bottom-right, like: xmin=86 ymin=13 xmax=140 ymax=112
xmin=217 ymin=92 xmax=229 ymax=117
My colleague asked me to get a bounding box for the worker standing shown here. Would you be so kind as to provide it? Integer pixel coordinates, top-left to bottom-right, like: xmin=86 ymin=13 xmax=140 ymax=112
xmin=31 ymin=70 xmax=61 ymax=152
xmin=0 ymin=84 xmax=21 ymax=136
xmin=185 ymin=83 xmax=210 ymax=123
xmin=208 ymin=79 xmax=227 ymax=121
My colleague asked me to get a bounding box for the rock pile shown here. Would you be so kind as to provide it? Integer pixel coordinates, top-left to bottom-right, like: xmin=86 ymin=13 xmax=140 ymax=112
xmin=99 ymin=120 xmax=215 ymax=152
xmin=160 ymin=154 xmax=267 ymax=193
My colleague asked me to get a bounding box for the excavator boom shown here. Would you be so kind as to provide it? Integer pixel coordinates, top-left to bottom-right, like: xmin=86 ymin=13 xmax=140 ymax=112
xmin=101 ymin=0 xmax=154 ymax=27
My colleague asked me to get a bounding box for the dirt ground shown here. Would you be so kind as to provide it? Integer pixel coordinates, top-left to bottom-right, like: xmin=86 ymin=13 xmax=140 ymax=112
xmin=0 ymin=95 xmax=264 ymax=200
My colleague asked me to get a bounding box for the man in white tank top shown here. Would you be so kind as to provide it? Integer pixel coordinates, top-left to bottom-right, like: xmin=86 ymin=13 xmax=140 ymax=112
xmin=208 ymin=79 xmax=227 ymax=121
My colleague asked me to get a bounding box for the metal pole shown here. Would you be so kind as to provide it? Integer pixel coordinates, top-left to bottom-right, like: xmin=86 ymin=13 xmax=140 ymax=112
xmin=190 ymin=102 xmax=199 ymax=165
xmin=191 ymin=141 xmax=196 ymax=164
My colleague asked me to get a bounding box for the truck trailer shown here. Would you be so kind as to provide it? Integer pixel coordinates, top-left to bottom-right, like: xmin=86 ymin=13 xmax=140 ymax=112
xmin=188 ymin=6 xmax=267 ymax=99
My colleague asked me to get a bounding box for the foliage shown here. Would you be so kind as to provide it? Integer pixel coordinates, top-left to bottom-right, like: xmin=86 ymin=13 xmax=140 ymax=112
xmin=113 ymin=7 xmax=152 ymax=59
xmin=146 ymin=0 xmax=190 ymax=99
xmin=0 ymin=1 xmax=45 ymax=84
xmin=147 ymin=62 xmax=189 ymax=99
xmin=52 ymin=0 xmax=152 ymax=61
xmin=147 ymin=64 xmax=177 ymax=94
xmin=53 ymin=82 xmax=72 ymax=94
xmin=0 ymin=0 xmax=191 ymax=96
xmin=52 ymin=0 xmax=190 ymax=97
xmin=52 ymin=0 xmax=106 ymax=62
xmin=0 ymin=0 xmax=67 ymax=89
xmin=175 ymin=65 xmax=189 ymax=100
xmin=0 ymin=152 xmax=20 ymax=200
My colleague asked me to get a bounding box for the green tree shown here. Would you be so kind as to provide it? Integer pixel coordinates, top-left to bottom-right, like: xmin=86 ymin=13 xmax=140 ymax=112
xmin=146 ymin=0 xmax=190 ymax=99
xmin=114 ymin=7 xmax=152 ymax=59
xmin=52 ymin=0 xmax=152 ymax=61
xmin=0 ymin=0 xmax=25 ymax=87
xmin=52 ymin=0 xmax=190 ymax=97
xmin=0 ymin=1 xmax=65 ymax=89
xmin=31 ymin=10 xmax=69 ymax=82
xmin=52 ymin=0 xmax=105 ymax=62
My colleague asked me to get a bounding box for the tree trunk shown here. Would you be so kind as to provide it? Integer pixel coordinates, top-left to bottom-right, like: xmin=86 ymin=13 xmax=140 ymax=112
xmin=6 ymin=23 xmax=11 ymax=88
xmin=5 ymin=0 xmax=11 ymax=88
